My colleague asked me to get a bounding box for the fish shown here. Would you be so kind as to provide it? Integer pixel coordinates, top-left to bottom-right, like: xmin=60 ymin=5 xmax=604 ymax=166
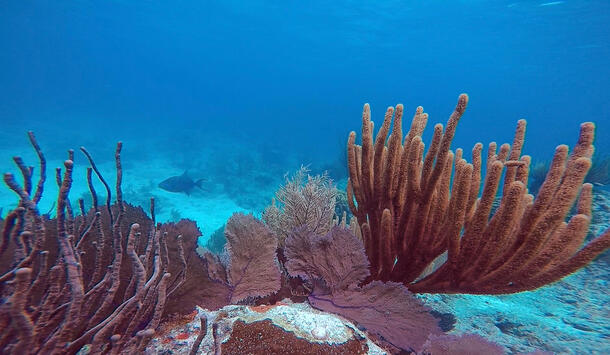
xmin=158 ymin=171 xmax=205 ymax=195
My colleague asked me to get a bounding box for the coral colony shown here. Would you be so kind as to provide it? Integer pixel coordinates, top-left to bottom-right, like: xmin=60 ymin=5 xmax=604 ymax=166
xmin=0 ymin=94 xmax=608 ymax=354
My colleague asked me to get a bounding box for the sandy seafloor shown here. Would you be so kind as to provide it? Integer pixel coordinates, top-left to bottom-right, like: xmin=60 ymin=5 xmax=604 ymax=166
xmin=0 ymin=128 xmax=608 ymax=354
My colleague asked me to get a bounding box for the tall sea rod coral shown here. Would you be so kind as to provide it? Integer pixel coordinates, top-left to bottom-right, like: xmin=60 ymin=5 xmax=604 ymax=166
xmin=346 ymin=94 xmax=610 ymax=294
xmin=0 ymin=133 xmax=200 ymax=354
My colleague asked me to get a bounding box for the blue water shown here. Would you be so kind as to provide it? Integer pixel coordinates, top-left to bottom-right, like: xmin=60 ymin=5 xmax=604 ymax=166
xmin=2 ymin=1 xmax=609 ymax=156
xmin=1 ymin=1 xmax=609 ymax=354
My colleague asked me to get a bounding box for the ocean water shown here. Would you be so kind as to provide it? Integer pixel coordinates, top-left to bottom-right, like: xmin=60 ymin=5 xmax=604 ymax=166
xmin=0 ymin=1 xmax=608 ymax=354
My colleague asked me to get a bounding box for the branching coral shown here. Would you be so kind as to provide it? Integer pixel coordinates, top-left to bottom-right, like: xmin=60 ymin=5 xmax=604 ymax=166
xmin=0 ymin=133 xmax=203 ymax=354
xmin=346 ymin=94 xmax=610 ymax=294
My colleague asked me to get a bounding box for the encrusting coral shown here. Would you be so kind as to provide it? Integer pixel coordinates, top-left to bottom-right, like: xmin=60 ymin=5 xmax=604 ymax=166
xmin=346 ymin=93 xmax=610 ymax=294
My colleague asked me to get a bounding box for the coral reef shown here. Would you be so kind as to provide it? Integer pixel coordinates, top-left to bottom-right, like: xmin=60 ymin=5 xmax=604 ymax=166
xmin=2 ymin=94 xmax=608 ymax=354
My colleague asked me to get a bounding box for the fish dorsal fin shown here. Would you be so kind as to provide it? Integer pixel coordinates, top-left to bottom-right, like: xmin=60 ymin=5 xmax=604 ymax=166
xmin=181 ymin=170 xmax=189 ymax=178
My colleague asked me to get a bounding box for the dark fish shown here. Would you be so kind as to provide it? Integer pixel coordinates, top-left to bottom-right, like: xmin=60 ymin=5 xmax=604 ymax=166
xmin=158 ymin=171 xmax=205 ymax=195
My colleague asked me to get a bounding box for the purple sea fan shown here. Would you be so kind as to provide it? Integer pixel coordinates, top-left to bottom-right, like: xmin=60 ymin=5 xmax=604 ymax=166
xmin=309 ymin=281 xmax=442 ymax=353
xmin=284 ymin=226 xmax=370 ymax=292
xmin=203 ymin=213 xmax=282 ymax=304
xmin=284 ymin=226 xmax=441 ymax=353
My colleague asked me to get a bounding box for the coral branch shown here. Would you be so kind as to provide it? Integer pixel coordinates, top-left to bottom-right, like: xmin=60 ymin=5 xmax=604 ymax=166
xmin=347 ymin=95 xmax=610 ymax=294
xmin=0 ymin=135 xmax=200 ymax=354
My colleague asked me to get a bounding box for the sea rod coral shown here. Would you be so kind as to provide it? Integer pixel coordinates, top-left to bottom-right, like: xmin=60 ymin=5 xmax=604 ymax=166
xmin=0 ymin=133 xmax=205 ymax=354
xmin=346 ymin=93 xmax=610 ymax=294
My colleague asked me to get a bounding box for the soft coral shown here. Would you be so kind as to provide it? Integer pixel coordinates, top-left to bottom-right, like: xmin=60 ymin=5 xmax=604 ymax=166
xmin=284 ymin=226 xmax=442 ymax=353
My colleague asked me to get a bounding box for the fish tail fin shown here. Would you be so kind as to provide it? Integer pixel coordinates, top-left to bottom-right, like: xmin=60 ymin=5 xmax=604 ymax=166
xmin=195 ymin=178 xmax=206 ymax=189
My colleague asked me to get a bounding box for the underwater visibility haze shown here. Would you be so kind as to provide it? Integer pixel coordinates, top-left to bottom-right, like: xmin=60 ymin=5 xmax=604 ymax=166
xmin=0 ymin=1 xmax=609 ymax=354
